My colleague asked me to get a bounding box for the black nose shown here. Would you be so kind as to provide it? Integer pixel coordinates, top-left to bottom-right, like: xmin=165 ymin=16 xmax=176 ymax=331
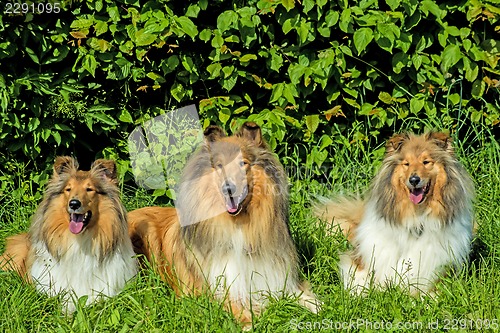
xmin=222 ymin=182 xmax=236 ymax=196
xmin=69 ymin=199 xmax=81 ymax=210
xmin=409 ymin=175 xmax=420 ymax=187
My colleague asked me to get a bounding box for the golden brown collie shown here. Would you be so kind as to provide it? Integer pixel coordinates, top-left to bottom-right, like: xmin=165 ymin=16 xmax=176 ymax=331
xmin=317 ymin=132 xmax=475 ymax=294
xmin=0 ymin=157 xmax=137 ymax=311
xmin=129 ymin=122 xmax=319 ymax=325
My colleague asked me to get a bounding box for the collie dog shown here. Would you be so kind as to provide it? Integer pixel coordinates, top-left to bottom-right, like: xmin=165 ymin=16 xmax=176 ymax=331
xmin=0 ymin=157 xmax=137 ymax=311
xmin=317 ymin=132 xmax=475 ymax=294
xmin=129 ymin=122 xmax=319 ymax=325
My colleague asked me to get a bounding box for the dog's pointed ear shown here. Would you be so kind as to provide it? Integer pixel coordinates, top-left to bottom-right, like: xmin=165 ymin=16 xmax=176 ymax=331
xmin=385 ymin=133 xmax=408 ymax=154
xmin=203 ymin=125 xmax=226 ymax=143
xmin=91 ymin=159 xmax=118 ymax=183
xmin=428 ymin=132 xmax=453 ymax=153
xmin=236 ymin=122 xmax=267 ymax=148
xmin=53 ymin=156 xmax=78 ymax=177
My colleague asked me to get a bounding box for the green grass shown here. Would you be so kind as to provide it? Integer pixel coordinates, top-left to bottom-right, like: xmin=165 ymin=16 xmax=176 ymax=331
xmin=1 ymin=136 xmax=500 ymax=332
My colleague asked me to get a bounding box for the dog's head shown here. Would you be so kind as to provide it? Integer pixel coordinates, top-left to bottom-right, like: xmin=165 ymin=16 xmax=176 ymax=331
xmin=52 ymin=157 xmax=118 ymax=234
xmin=385 ymin=132 xmax=453 ymax=205
xmin=204 ymin=122 xmax=265 ymax=216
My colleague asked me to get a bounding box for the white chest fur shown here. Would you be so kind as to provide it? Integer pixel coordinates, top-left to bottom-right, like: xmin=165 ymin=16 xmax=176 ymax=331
xmin=342 ymin=201 xmax=472 ymax=293
xmin=202 ymin=228 xmax=300 ymax=307
xmin=30 ymin=239 xmax=137 ymax=311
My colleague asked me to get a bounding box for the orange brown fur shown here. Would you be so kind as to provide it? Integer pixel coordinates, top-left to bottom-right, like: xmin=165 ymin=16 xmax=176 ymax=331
xmin=32 ymin=158 xmax=127 ymax=261
xmin=317 ymin=132 xmax=475 ymax=294
xmin=1 ymin=157 xmax=137 ymax=311
xmin=129 ymin=122 xmax=319 ymax=326
xmin=372 ymin=132 xmax=473 ymax=226
xmin=1 ymin=233 xmax=30 ymax=277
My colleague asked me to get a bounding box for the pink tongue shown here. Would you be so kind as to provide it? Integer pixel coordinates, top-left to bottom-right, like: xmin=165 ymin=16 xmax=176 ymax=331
xmin=226 ymin=197 xmax=239 ymax=213
xmin=69 ymin=221 xmax=84 ymax=234
xmin=69 ymin=213 xmax=85 ymax=234
xmin=410 ymin=190 xmax=424 ymax=204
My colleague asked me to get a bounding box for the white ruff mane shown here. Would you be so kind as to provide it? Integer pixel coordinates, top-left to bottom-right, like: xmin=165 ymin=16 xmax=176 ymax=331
xmin=340 ymin=200 xmax=473 ymax=294
xmin=30 ymin=233 xmax=137 ymax=312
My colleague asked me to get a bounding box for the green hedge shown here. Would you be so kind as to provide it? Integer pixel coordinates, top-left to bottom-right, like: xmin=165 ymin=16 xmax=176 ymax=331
xmin=0 ymin=0 xmax=499 ymax=194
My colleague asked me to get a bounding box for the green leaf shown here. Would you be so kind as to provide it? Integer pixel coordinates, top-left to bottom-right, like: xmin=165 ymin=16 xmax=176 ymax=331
xmin=118 ymin=109 xmax=133 ymax=123
xmin=135 ymin=29 xmax=156 ymax=46
xmin=420 ymin=0 xmax=442 ymax=19
xmin=93 ymin=0 xmax=103 ymax=11
xmin=71 ymin=18 xmax=94 ymax=29
xmin=87 ymin=112 xmax=118 ymax=126
xmin=378 ymin=92 xmax=394 ymax=104
xmin=392 ymin=52 xmax=409 ymax=74
xmin=221 ymin=74 xmax=238 ymax=91
xmin=88 ymin=38 xmax=111 ymax=52
xmin=282 ymin=17 xmax=298 ymax=35
xmin=283 ymin=84 xmax=297 ymax=104
xmin=470 ymin=110 xmax=481 ymax=123
xmin=471 ymin=79 xmax=485 ymax=99
xmin=305 ymin=115 xmax=319 ymax=133
xmin=52 ymin=131 xmax=61 ymax=145
xmin=448 ymin=93 xmax=461 ymax=106
xmin=270 ymin=83 xmax=284 ymax=103
xmin=412 ymin=54 xmax=423 ymax=70
xmin=222 ymin=66 xmax=234 ymax=78
xmin=463 ymin=57 xmax=479 ymax=82
xmin=207 ymin=63 xmax=222 ymax=78
xmin=239 ymin=54 xmax=257 ymax=63
xmin=288 ymin=63 xmax=305 ymax=85
xmin=199 ymin=29 xmax=212 ymax=42
xmin=217 ymin=10 xmax=238 ymax=32
xmin=410 ymin=98 xmax=425 ymax=114
xmin=270 ymin=49 xmax=283 ymax=72
xmin=174 ymin=17 xmax=198 ymax=39
xmin=234 ymin=106 xmax=249 ymax=114
xmin=94 ymin=21 xmax=108 ymax=36
xmin=28 ymin=118 xmax=40 ymax=131
xmin=218 ymin=108 xmax=231 ymax=124
xmin=353 ymin=28 xmax=373 ymax=55
xmin=386 ymin=0 xmax=401 ymax=11
xmin=298 ymin=19 xmax=312 ymax=44
xmin=25 ymin=47 xmax=40 ymax=64
xmin=344 ymin=98 xmax=360 ymax=109
xmin=166 ymin=55 xmax=179 ymax=70
xmin=319 ymin=134 xmax=333 ymax=150
xmin=211 ymin=31 xmax=224 ymax=48
xmin=171 ymin=82 xmax=186 ymax=102
xmin=441 ymin=44 xmax=462 ymax=72
xmin=146 ymin=72 xmax=165 ymax=83
xmin=282 ymin=0 xmax=295 ymax=11
xmin=82 ymin=54 xmax=97 ymax=76
xmin=324 ymin=10 xmax=339 ymax=27
xmin=303 ymin=0 xmax=314 ymax=14
xmin=339 ymin=9 xmax=352 ymax=33
xmin=107 ymin=5 xmax=120 ymax=22
xmin=186 ymin=4 xmax=200 ymax=18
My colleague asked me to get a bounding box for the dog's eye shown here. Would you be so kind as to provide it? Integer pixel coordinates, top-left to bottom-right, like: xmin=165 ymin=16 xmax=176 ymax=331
xmin=240 ymin=160 xmax=248 ymax=167
xmin=86 ymin=187 xmax=94 ymax=192
xmin=402 ymin=161 xmax=409 ymax=166
xmin=65 ymin=187 xmax=71 ymax=192
xmin=216 ymin=163 xmax=223 ymax=169
xmin=423 ymin=160 xmax=430 ymax=165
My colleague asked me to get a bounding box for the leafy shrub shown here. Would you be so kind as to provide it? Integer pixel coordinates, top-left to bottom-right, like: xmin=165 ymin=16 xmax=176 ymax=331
xmin=0 ymin=0 xmax=498 ymax=197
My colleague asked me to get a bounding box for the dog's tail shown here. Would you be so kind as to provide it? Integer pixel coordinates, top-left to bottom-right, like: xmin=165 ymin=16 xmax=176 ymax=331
xmin=0 ymin=232 xmax=30 ymax=279
xmin=314 ymin=196 xmax=364 ymax=241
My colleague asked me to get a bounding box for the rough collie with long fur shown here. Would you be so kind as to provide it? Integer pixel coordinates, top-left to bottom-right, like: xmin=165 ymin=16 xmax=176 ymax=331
xmin=0 ymin=157 xmax=137 ymax=311
xmin=129 ymin=122 xmax=319 ymax=326
xmin=317 ymin=132 xmax=475 ymax=294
